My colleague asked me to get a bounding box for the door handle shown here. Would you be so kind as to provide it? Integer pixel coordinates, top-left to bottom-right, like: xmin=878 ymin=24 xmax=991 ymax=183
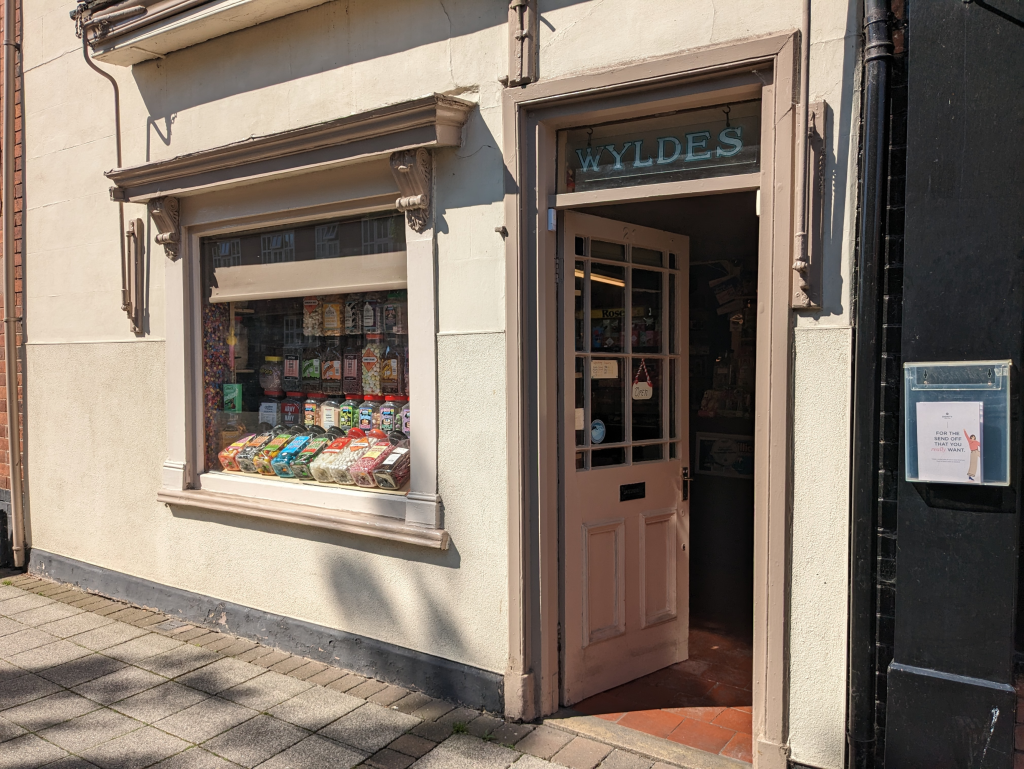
xmin=682 ymin=466 xmax=691 ymax=501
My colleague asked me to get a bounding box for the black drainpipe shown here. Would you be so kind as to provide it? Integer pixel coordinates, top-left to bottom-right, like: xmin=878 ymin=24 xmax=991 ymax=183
xmin=848 ymin=0 xmax=893 ymax=767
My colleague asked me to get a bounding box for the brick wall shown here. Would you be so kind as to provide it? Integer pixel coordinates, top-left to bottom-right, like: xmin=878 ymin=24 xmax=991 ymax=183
xmin=872 ymin=0 xmax=908 ymax=763
xmin=0 ymin=0 xmax=22 ymax=566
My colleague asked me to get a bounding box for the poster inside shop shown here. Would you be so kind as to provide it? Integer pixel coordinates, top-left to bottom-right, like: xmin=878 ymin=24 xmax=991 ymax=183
xmin=915 ymin=401 xmax=983 ymax=484
xmin=695 ymin=433 xmax=754 ymax=478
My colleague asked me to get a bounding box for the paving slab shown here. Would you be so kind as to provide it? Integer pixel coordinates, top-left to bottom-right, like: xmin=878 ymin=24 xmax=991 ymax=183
xmin=550 ymin=736 xmax=614 ymax=769
xmin=103 ymin=633 xmax=184 ymax=663
xmin=255 ymin=734 xmax=367 ymax=769
xmin=7 ymin=602 xmax=81 ymax=627
xmin=0 ymin=593 xmax=55 ymax=616
xmin=0 ymin=672 xmax=62 ymax=710
xmin=268 ymin=684 xmax=363 ymax=731
xmin=136 ymin=645 xmax=221 ymax=678
xmin=39 ymin=612 xmax=114 ymax=639
xmin=468 ymin=714 xmax=505 ymax=739
xmin=409 ymin=734 xmax=520 ymax=769
xmin=80 ymin=725 xmax=192 ymax=769
xmin=348 ymin=678 xmax=389 ymax=699
xmin=327 ymin=674 xmax=366 ymax=693
xmin=390 ymin=733 xmax=438 ymax=758
xmin=153 ymin=695 xmax=259 ymax=744
xmin=268 ymin=655 xmax=309 ymax=675
xmin=0 ymin=689 xmax=100 ymax=731
xmin=392 ymin=692 xmax=434 ymax=715
xmin=73 ymin=665 xmax=167 ymax=705
xmin=202 ymin=714 xmax=308 ymax=768
xmin=43 ymin=756 xmax=102 ymax=769
xmin=152 ymin=748 xmax=240 ymax=769
xmin=251 ymin=650 xmax=291 ymax=669
xmin=0 ymin=732 xmax=68 ymax=769
xmin=410 ymin=699 xmax=456 ymax=723
xmin=597 ymin=750 xmax=655 ymax=769
xmin=515 ymin=726 xmax=575 ymax=760
xmin=367 ymin=748 xmax=416 ymax=769
xmin=176 ymin=656 xmax=264 ymax=695
xmin=514 ymin=757 xmax=558 ymax=768
xmin=110 ymin=680 xmax=208 ymax=722
xmin=0 ymin=616 xmax=24 ymax=637
xmin=38 ymin=707 xmax=145 ymax=753
xmin=9 ymin=638 xmax=93 ymax=670
xmin=493 ymin=722 xmax=536 ymax=745
xmin=70 ymin=622 xmax=148 ymax=651
xmin=37 ymin=653 xmax=127 ymax=689
xmin=0 ymin=714 xmax=27 ymax=743
xmin=0 ymin=628 xmax=56 ymax=659
xmin=219 ymin=671 xmax=312 ymax=712
xmin=287 ymin=660 xmax=329 ymax=680
xmin=319 ymin=702 xmax=420 ymax=754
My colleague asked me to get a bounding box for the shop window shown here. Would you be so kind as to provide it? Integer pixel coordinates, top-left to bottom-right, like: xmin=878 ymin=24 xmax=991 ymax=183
xmin=201 ymin=212 xmax=412 ymax=496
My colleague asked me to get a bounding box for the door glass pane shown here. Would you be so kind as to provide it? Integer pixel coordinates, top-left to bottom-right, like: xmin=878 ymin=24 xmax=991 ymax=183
xmin=631 ymin=357 xmax=662 ymax=441
xmin=575 ymin=236 xmax=586 ymax=257
xmin=591 ymin=240 xmax=625 ymax=262
xmin=576 ymin=451 xmax=586 ymax=469
xmin=575 ymin=356 xmax=586 ymax=446
xmin=590 ymin=358 xmax=624 ymax=445
xmin=631 ymin=269 xmax=662 ymax=354
xmin=590 ymin=264 xmax=626 ymax=352
xmin=592 ymin=447 xmax=626 ymax=467
xmin=574 ymin=261 xmax=586 ymax=352
xmin=633 ymin=444 xmax=663 ymax=462
xmin=669 ymin=273 xmax=677 ymax=354
xmin=632 ymin=246 xmax=663 ymax=267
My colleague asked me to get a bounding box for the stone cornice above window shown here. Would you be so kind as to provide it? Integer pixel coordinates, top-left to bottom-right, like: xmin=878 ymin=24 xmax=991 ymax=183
xmin=106 ymin=94 xmax=475 ymax=202
xmin=77 ymin=0 xmax=336 ymax=66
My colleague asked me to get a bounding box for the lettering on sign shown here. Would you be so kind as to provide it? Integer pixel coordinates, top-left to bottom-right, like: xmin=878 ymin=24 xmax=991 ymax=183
xmin=560 ymin=101 xmax=761 ymax=194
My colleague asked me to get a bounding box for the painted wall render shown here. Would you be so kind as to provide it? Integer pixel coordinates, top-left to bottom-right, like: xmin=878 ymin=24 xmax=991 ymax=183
xmin=22 ymin=0 xmax=858 ymax=759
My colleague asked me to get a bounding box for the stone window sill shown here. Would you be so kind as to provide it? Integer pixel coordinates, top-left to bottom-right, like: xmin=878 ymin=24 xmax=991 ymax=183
xmin=157 ymin=488 xmax=450 ymax=549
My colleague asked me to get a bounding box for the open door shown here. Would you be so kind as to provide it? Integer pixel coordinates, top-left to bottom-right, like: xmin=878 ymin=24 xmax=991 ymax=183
xmin=561 ymin=211 xmax=690 ymax=705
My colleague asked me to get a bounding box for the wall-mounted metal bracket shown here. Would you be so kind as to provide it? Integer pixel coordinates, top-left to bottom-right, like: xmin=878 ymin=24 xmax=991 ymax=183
xmin=792 ymin=101 xmax=827 ymax=309
xmin=125 ymin=217 xmax=144 ymax=333
xmin=390 ymin=149 xmax=432 ymax=233
xmin=148 ymin=196 xmax=180 ymax=260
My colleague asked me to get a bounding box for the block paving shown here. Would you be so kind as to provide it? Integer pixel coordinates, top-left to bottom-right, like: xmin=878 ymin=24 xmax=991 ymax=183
xmin=0 ymin=572 xmax=721 ymax=769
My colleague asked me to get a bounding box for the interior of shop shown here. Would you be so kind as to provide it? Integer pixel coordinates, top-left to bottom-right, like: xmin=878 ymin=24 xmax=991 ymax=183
xmin=571 ymin=192 xmax=758 ymax=763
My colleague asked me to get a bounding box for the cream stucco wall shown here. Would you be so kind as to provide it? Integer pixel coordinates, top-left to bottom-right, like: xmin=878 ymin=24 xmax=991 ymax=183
xmin=23 ymin=0 xmax=858 ymax=756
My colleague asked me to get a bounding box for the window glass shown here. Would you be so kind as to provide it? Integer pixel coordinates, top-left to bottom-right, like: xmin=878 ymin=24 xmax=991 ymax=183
xmin=201 ymin=213 xmax=412 ymax=494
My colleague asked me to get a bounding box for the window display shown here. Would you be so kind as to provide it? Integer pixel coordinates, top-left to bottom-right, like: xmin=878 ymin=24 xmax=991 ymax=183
xmin=202 ymin=213 xmax=412 ymax=494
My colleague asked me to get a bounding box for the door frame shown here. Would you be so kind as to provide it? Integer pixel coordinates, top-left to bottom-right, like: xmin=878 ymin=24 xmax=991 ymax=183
xmin=502 ymin=33 xmax=799 ymax=769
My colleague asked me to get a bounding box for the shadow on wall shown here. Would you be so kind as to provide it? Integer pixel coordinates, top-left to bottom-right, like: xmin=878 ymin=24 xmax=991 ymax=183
xmin=131 ymin=0 xmax=590 ymax=158
xmin=167 ymin=506 xmax=474 ymax=663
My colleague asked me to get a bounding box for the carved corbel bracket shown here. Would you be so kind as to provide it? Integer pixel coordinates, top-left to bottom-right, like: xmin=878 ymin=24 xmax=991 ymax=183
xmin=148 ymin=196 xmax=180 ymax=260
xmin=792 ymin=101 xmax=826 ymax=309
xmin=390 ymin=149 xmax=432 ymax=233
xmin=507 ymin=0 xmax=538 ymax=86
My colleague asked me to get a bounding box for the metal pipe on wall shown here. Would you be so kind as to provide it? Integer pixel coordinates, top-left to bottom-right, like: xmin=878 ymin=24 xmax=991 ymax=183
xmin=791 ymin=0 xmax=812 ymax=294
xmin=2 ymin=0 xmax=25 ymax=567
xmin=848 ymin=0 xmax=892 ymax=765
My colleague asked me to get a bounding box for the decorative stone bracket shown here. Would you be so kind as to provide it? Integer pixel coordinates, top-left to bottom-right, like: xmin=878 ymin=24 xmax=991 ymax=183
xmin=390 ymin=149 xmax=432 ymax=233
xmin=148 ymin=196 xmax=180 ymax=260
xmin=508 ymin=0 xmax=538 ymax=87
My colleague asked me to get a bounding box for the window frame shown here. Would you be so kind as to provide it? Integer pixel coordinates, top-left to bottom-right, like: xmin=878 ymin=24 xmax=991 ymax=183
xmin=160 ymin=186 xmax=444 ymax=544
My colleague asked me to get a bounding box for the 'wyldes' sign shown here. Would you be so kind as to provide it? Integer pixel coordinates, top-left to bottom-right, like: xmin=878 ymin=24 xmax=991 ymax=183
xmin=561 ymin=102 xmax=761 ymax=193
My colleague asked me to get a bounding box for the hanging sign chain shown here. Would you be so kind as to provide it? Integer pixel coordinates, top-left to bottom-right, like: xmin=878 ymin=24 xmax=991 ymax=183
xmin=632 ymin=359 xmax=654 ymax=400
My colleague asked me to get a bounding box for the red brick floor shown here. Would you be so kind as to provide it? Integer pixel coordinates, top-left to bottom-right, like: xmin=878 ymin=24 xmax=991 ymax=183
xmin=572 ymin=627 xmax=754 ymax=763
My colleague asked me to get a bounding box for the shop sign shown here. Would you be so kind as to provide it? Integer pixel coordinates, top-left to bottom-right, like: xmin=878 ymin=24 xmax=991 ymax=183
xmin=560 ymin=102 xmax=761 ymax=194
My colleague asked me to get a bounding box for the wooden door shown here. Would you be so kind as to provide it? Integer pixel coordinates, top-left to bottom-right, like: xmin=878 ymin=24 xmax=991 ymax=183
xmin=561 ymin=211 xmax=690 ymax=705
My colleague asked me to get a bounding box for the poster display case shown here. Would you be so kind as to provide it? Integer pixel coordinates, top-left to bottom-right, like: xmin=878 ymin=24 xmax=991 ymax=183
xmin=903 ymin=360 xmax=1011 ymax=486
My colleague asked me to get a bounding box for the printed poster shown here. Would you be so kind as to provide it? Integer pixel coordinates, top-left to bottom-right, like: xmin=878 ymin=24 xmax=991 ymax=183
xmin=695 ymin=433 xmax=754 ymax=478
xmin=915 ymin=401 xmax=983 ymax=484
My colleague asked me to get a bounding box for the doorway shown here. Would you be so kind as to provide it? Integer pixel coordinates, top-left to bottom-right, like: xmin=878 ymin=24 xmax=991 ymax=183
xmin=560 ymin=193 xmax=758 ymax=764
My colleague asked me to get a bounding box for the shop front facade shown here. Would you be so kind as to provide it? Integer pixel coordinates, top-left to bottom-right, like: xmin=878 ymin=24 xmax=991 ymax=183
xmin=10 ymin=1 xmax=864 ymax=767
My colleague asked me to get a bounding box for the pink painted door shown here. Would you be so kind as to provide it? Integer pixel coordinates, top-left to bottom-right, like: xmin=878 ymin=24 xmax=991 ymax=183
xmin=561 ymin=211 xmax=690 ymax=705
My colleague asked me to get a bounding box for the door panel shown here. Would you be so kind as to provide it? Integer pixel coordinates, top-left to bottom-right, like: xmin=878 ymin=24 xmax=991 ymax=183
xmin=561 ymin=211 xmax=690 ymax=705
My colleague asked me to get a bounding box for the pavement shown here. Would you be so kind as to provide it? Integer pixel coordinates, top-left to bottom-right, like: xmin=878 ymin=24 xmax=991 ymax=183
xmin=0 ymin=571 xmax=703 ymax=769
